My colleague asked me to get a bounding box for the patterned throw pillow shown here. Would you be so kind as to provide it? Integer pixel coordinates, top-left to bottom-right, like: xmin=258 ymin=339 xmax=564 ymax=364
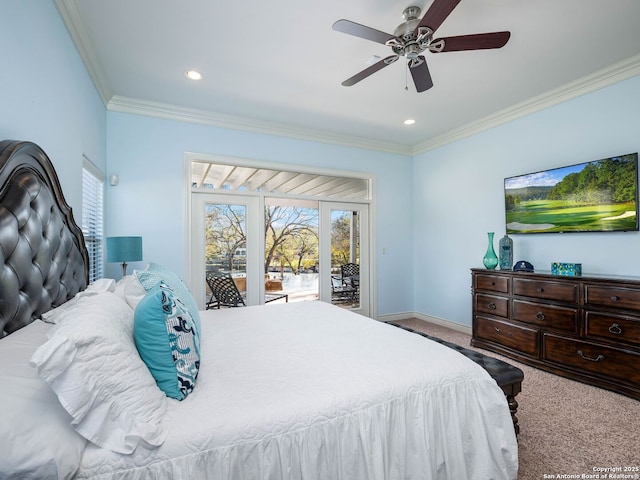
xmin=134 ymin=282 xmax=200 ymax=400
xmin=134 ymin=262 xmax=201 ymax=337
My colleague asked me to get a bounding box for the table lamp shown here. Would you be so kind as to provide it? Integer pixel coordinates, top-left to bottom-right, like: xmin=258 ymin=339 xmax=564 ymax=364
xmin=106 ymin=236 xmax=143 ymax=276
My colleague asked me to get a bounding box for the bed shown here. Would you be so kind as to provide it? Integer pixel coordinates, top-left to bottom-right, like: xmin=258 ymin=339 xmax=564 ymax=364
xmin=0 ymin=140 xmax=518 ymax=479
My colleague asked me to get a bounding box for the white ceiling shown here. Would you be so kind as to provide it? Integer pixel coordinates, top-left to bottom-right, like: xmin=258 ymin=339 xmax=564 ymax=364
xmin=55 ymin=0 xmax=640 ymax=155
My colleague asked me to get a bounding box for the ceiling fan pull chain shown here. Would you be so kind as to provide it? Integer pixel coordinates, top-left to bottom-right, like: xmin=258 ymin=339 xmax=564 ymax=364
xmin=405 ymin=63 xmax=409 ymax=91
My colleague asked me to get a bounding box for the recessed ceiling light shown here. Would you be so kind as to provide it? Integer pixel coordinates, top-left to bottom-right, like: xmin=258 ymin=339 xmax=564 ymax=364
xmin=404 ymin=119 xmax=416 ymax=125
xmin=185 ymin=70 xmax=202 ymax=80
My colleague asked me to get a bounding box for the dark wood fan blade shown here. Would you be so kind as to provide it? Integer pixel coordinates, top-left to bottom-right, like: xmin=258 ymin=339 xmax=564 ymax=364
xmin=433 ymin=31 xmax=511 ymax=52
xmin=418 ymin=0 xmax=462 ymax=32
xmin=341 ymin=55 xmax=398 ymax=87
xmin=409 ymin=56 xmax=434 ymax=93
xmin=332 ymin=19 xmax=395 ymax=45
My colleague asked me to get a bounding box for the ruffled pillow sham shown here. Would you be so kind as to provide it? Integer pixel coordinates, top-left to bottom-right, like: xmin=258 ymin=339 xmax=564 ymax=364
xmin=30 ymin=292 xmax=168 ymax=454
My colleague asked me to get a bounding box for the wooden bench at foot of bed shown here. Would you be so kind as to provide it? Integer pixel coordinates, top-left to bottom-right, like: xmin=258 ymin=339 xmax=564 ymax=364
xmin=391 ymin=324 xmax=524 ymax=435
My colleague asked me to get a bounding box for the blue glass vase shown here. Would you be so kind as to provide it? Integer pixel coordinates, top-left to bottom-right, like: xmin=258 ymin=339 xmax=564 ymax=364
xmin=483 ymin=232 xmax=499 ymax=269
xmin=499 ymin=234 xmax=513 ymax=270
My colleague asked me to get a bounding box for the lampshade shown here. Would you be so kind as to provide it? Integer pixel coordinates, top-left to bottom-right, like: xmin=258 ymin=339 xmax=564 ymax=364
xmin=106 ymin=236 xmax=143 ymax=276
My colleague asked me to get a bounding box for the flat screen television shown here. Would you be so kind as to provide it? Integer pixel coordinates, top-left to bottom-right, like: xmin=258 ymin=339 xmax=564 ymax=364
xmin=504 ymin=152 xmax=639 ymax=234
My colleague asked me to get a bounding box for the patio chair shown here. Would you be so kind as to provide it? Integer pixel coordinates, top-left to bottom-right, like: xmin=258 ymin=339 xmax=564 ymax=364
xmin=205 ymin=273 xmax=288 ymax=309
xmin=331 ymin=274 xmax=357 ymax=303
xmin=206 ymin=273 xmax=245 ymax=309
xmin=340 ymin=262 xmax=359 ymax=278
xmin=340 ymin=262 xmax=360 ymax=293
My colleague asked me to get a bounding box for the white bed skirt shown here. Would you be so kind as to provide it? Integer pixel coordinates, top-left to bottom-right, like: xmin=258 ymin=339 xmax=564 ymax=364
xmin=77 ymin=301 xmax=518 ymax=480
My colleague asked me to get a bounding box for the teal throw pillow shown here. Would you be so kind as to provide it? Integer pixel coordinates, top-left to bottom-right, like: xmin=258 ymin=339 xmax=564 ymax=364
xmin=134 ymin=282 xmax=200 ymax=400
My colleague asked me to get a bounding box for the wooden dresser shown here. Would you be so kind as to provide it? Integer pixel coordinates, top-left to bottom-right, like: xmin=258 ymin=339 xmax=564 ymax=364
xmin=471 ymin=268 xmax=640 ymax=400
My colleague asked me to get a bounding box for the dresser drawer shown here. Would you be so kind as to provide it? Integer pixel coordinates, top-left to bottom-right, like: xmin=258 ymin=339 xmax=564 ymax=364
xmin=513 ymin=278 xmax=578 ymax=303
xmin=512 ymin=300 xmax=578 ymax=333
xmin=475 ymin=317 xmax=539 ymax=356
xmin=474 ymin=273 xmax=509 ymax=294
xmin=584 ymin=311 xmax=640 ymax=347
xmin=543 ymin=333 xmax=640 ymax=385
xmin=475 ymin=294 xmax=509 ymax=318
xmin=584 ymin=284 xmax=640 ymax=312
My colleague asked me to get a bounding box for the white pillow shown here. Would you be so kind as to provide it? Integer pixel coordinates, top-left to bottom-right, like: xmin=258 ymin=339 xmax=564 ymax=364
xmin=40 ymin=295 xmax=83 ymax=324
xmin=30 ymin=292 xmax=168 ymax=454
xmin=84 ymin=277 xmax=117 ymax=294
xmin=119 ymin=272 xmax=147 ymax=310
xmin=114 ymin=274 xmax=136 ymax=303
xmin=41 ymin=278 xmax=117 ymax=325
xmin=0 ymin=320 xmax=87 ymax=479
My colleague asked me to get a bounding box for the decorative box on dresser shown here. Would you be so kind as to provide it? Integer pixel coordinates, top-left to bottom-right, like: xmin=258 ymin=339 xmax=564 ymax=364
xmin=471 ymin=268 xmax=640 ymax=400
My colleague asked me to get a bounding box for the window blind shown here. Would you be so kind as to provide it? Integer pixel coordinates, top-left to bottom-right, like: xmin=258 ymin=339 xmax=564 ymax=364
xmin=82 ymin=156 xmax=104 ymax=283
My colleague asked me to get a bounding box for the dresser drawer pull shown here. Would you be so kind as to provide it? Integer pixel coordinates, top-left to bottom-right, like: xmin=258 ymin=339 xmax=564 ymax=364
xmin=536 ymin=287 xmax=544 ymax=293
xmin=488 ymin=302 xmax=496 ymax=310
xmin=536 ymin=311 xmax=545 ymax=321
xmin=608 ymin=323 xmax=623 ymax=335
xmin=610 ymin=295 xmax=619 ymax=302
xmin=576 ymin=350 xmax=605 ymax=362
xmin=493 ymin=326 xmax=513 ymax=337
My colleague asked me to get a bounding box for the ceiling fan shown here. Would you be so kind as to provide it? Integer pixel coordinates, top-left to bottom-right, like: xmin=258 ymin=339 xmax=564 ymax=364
xmin=332 ymin=0 xmax=510 ymax=92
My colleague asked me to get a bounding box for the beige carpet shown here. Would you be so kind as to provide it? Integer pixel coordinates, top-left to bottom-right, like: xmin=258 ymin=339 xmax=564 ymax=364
xmin=391 ymin=318 xmax=640 ymax=480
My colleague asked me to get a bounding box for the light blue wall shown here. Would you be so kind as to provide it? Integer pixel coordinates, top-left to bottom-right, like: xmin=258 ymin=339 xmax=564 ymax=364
xmin=0 ymin=0 xmax=106 ymax=213
xmin=413 ymin=75 xmax=640 ymax=327
xmin=105 ymin=112 xmax=414 ymax=315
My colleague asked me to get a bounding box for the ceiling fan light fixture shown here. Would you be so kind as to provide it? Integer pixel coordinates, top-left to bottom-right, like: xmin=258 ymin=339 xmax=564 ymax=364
xmin=185 ymin=70 xmax=202 ymax=80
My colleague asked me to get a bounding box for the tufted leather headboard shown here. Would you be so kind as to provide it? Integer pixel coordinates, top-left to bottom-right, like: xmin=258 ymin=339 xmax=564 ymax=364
xmin=0 ymin=141 xmax=89 ymax=336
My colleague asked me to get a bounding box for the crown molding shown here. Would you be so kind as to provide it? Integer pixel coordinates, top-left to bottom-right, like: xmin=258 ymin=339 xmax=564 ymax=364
xmin=107 ymin=96 xmax=413 ymax=155
xmin=54 ymin=0 xmax=112 ymax=106
xmin=413 ymin=53 xmax=640 ymax=155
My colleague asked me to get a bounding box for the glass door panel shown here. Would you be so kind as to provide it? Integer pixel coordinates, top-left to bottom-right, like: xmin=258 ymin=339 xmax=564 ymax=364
xmin=191 ymin=193 xmax=260 ymax=308
xmin=205 ymin=203 xmax=247 ymax=298
xmin=331 ymin=209 xmax=360 ymax=308
xmin=264 ymin=198 xmax=319 ymax=303
xmin=319 ymin=202 xmax=369 ymax=316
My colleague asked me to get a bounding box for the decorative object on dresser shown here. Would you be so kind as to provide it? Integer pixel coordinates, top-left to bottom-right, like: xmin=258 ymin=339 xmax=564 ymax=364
xmin=551 ymin=262 xmax=582 ymax=276
xmin=513 ymin=260 xmax=534 ymax=272
xmin=499 ymin=234 xmax=513 ymax=270
xmin=483 ymin=231 xmax=499 ymax=269
xmin=471 ymin=268 xmax=640 ymax=400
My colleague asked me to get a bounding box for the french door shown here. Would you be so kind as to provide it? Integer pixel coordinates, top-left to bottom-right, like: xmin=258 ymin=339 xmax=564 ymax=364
xmin=319 ymin=202 xmax=370 ymax=316
xmin=190 ymin=194 xmax=370 ymax=316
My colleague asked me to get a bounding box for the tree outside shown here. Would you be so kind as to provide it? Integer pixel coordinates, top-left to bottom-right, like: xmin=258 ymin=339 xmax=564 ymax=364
xmin=264 ymin=205 xmax=318 ymax=275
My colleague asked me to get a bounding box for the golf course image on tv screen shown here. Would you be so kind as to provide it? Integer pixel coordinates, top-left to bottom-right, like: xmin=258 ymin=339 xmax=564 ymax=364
xmin=505 ymin=153 xmax=638 ymax=234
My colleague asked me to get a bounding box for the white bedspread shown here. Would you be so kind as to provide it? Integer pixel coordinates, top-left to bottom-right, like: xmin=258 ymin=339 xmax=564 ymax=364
xmin=77 ymin=301 xmax=518 ymax=479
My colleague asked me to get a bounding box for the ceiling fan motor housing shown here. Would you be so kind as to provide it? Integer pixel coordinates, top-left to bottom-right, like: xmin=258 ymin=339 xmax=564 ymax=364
xmin=389 ymin=7 xmax=434 ymax=59
xmin=395 ymin=6 xmax=421 ymax=38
